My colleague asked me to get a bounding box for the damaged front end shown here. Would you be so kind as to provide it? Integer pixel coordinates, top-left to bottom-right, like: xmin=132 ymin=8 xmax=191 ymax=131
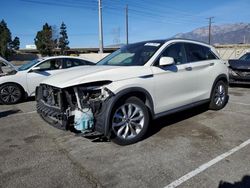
xmin=36 ymin=81 xmax=114 ymax=136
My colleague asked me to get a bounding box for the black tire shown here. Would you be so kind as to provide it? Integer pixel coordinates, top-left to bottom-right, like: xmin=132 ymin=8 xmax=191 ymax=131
xmin=110 ymin=97 xmax=149 ymax=145
xmin=0 ymin=83 xmax=23 ymax=105
xmin=209 ymin=80 xmax=228 ymax=110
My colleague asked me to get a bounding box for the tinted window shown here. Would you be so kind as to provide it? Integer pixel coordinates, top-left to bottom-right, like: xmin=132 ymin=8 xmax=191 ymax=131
xmin=37 ymin=59 xmax=63 ymax=70
xmin=156 ymin=43 xmax=186 ymax=65
xmin=203 ymin=46 xmax=218 ymax=60
xmin=185 ymin=43 xmax=217 ymax=62
xmin=64 ymin=58 xmax=93 ymax=68
xmin=0 ymin=61 xmax=4 ymax=73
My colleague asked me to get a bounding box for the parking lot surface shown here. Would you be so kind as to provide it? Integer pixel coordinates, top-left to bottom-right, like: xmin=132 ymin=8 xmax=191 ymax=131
xmin=0 ymin=86 xmax=250 ymax=188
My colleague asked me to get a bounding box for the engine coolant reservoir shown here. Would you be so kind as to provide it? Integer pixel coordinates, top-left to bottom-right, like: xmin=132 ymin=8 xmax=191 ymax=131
xmin=74 ymin=109 xmax=94 ymax=132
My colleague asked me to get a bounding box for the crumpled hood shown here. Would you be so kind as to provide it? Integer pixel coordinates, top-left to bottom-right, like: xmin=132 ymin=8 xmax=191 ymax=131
xmin=42 ymin=65 xmax=152 ymax=88
xmin=229 ymin=60 xmax=250 ymax=70
xmin=0 ymin=56 xmax=18 ymax=74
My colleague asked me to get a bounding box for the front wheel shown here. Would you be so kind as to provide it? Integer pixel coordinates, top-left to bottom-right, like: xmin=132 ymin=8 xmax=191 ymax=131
xmin=209 ymin=80 xmax=228 ymax=110
xmin=110 ymin=97 xmax=149 ymax=145
xmin=0 ymin=83 xmax=23 ymax=104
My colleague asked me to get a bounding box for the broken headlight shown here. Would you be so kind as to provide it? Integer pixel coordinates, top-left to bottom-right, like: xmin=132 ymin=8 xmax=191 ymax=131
xmin=229 ymin=67 xmax=238 ymax=76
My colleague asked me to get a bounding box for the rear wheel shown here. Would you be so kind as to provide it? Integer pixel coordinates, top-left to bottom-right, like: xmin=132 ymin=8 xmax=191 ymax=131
xmin=209 ymin=80 xmax=228 ymax=110
xmin=0 ymin=83 xmax=23 ymax=104
xmin=111 ymin=97 xmax=149 ymax=145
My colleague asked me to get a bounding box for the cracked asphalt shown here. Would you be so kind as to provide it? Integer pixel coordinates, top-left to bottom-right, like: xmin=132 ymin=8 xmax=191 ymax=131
xmin=0 ymin=86 xmax=250 ymax=188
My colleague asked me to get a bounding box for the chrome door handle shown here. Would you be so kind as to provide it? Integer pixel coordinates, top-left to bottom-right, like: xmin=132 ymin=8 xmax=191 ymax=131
xmin=185 ymin=67 xmax=192 ymax=71
xmin=209 ymin=63 xmax=214 ymax=66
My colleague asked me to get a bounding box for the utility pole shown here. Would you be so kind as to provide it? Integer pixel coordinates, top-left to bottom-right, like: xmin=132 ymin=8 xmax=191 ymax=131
xmin=125 ymin=4 xmax=128 ymax=45
xmin=207 ymin=17 xmax=214 ymax=44
xmin=98 ymin=0 xmax=104 ymax=53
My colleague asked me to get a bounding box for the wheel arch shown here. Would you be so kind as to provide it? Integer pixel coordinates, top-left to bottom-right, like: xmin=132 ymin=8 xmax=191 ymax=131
xmin=112 ymin=87 xmax=155 ymax=116
xmin=102 ymin=87 xmax=155 ymax=136
xmin=0 ymin=82 xmax=27 ymax=98
xmin=210 ymin=74 xmax=228 ymax=99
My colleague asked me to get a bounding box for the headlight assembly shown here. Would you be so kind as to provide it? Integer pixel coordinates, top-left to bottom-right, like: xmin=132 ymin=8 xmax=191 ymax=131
xmin=229 ymin=68 xmax=238 ymax=76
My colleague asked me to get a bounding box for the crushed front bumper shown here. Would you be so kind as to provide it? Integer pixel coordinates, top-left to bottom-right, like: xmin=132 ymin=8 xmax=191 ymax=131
xmin=229 ymin=69 xmax=250 ymax=84
xmin=36 ymin=85 xmax=113 ymax=136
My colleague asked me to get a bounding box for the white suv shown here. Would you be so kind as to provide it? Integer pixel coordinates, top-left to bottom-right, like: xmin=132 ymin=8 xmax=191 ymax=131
xmin=36 ymin=39 xmax=228 ymax=145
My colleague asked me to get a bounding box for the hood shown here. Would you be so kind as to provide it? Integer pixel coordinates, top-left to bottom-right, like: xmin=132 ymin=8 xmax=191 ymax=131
xmin=228 ymin=60 xmax=250 ymax=70
xmin=42 ymin=65 xmax=152 ymax=88
xmin=0 ymin=57 xmax=17 ymax=77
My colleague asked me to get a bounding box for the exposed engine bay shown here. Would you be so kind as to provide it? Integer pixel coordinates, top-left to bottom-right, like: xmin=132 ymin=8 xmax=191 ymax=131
xmin=36 ymin=81 xmax=113 ymax=135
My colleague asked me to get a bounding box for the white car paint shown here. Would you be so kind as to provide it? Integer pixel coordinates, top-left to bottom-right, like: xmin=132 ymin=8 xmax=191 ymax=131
xmin=0 ymin=56 xmax=93 ymax=97
xmin=41 ymin=39 xmax=228 ymax=115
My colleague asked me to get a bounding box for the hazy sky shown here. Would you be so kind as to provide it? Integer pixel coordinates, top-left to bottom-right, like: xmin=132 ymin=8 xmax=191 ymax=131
xmin=1 ymin=0 xmax=250 ymax=48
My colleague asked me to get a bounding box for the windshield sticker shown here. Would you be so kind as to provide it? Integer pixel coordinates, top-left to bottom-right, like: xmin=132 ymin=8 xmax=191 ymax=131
xmin=144 ymin=43 xmax=161 ymax=47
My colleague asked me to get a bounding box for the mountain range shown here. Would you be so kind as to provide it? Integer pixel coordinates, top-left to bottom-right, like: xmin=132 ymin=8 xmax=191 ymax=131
xmin=174 ymin=23 xmax=250 ymax=44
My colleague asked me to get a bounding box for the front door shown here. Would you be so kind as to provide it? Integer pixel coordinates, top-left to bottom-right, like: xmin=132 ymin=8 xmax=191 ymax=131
xmin=151 ymin=42 xmax=197 ymax=114
xmin=26 ymin=58 xmax=64 ymax=95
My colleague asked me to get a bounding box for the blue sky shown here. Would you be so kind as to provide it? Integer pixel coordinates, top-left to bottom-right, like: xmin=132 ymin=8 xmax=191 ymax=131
xmin=1 ymin=0 xmax=250 ymax=48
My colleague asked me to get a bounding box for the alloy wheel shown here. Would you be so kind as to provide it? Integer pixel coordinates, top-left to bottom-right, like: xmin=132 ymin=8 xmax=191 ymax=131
xmin=0 ymin=85 xmax=21 ymax=104
xmin=112 ymin=103 xmax=145 ymax=140
xmin=214 ymin=84 xmax=226 ymax=107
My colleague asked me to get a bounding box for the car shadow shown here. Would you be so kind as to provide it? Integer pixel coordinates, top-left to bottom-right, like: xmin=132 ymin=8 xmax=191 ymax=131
xmin=145 ymin=103 xmax=209 ymax=139
xmin=229 ymin=83 xmax=250 ymax=88
xmin=218 ymin=175 xmax=250 ymax=188
xmin=0 ymin=109 xmax=21 ymax=118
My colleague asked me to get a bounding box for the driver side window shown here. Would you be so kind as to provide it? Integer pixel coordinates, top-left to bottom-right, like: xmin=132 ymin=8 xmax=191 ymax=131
xmin=37 ymin=59 xmax=63 ymax=71
xmin=157 ymin=43 xmax=186 ymax=65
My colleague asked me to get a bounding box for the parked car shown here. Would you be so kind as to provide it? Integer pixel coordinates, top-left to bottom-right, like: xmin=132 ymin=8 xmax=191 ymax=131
xmin=0 ymin=56 xmax=94 ymax=104
xmin=228 ymin=52 xmax=250 ymax=84
xmin=36 ymin=39 xmax=229 ymax=145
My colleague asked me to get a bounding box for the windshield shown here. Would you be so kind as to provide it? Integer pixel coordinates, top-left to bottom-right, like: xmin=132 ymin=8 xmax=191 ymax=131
xmin=97 ymin=41 xmax=163 ymax=66
xmin=18 ymin=59 xmax=41 ymax=71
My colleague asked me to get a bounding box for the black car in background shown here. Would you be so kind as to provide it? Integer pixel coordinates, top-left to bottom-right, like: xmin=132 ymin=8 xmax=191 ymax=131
xmin=229 ymin=52 xmax=250 ymax=84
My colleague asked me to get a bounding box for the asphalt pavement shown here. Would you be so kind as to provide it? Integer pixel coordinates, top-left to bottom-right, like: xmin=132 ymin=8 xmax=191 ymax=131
xmin=0 ymin=86 xmax=250 ymax=188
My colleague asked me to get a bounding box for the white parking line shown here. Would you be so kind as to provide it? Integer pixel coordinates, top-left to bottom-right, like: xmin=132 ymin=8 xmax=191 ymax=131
xmin=164 ymin=138 xmax=250 ymax=188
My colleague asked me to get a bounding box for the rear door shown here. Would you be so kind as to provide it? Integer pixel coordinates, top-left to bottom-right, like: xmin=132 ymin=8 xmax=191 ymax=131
xmin=184 ymin=43 xmax=219 ymax=100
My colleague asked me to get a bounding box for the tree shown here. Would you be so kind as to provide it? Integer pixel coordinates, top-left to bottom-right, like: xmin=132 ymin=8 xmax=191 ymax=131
xmin=34 ymin=23 xmax=57 ymax=56
xmin=0 ymin=20 xmax=12 ymax=59
xmin=58 ymin=22 xmax=69 ymax=55
xmin=10 ymin=37 xmax=20 ymax=50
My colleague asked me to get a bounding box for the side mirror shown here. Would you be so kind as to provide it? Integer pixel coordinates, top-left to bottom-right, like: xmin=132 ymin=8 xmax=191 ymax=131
xmin=31 ymin=66 xmax=41 ymax=72
xmin=159 ymin=57 xmax=175 ymax=66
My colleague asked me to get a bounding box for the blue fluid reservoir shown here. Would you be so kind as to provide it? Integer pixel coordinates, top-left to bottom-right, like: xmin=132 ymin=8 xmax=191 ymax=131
xmin=74 ymin=109 xmax=94 ymax=132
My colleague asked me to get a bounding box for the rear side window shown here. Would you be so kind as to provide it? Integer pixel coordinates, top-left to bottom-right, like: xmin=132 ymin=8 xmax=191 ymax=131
xmin=185 ymin=43 xmax=217 ymax=63
xmin=64 ymin=58 xmax=93 ymax=68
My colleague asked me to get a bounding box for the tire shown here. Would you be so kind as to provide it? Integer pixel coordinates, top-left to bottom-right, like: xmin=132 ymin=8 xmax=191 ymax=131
xmin=209 ymin=80 xmax=228 ymax=110
xmin=110 ymin=97 xmax=149 ymax=145
xmin=0 ymin=83 xmax=23 ymax=104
